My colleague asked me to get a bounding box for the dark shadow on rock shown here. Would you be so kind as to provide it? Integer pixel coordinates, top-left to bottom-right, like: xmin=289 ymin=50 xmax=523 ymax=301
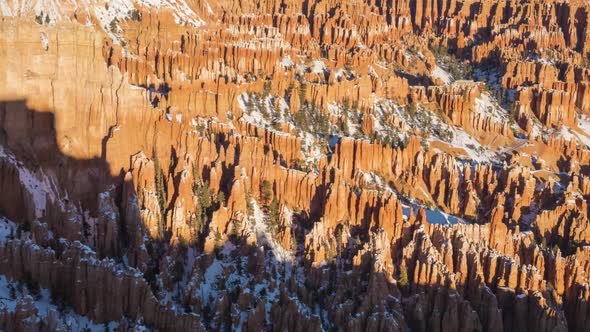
xmin=0 ymin=99 xmax=118 ymax=219
xmin=0 ymin=99 xmax=205 ymax=330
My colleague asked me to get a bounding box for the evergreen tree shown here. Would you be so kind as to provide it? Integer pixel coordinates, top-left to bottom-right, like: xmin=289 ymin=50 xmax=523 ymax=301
xmin=260 ymin=180 xmax=273 ymax=206
xmin=312 ymin=108 xmax=330 ymax=136
xmin=245 ymin=94 xmax=255 ymax=112
xmin=335 ymin=225 xmax=343 ymax=251
xmin=202 ymin=181 xmax=212 ymax=210
xmin=191 ymin=210 xmax=202 ymax=239
xmin=398 ymin=265 xmax=409 ymax=289
xmin=171 ymin=260 xmax=184 ymax=283
xmin=214 ymin=229 xmax=223 ymax=245
xmin=245 ymin=191 xmax=255 ymax=216
xmin=153 ymin=150 xmax=168 ymax=238
xmin=298 ymin=82 xmax=307 ymax=111
xmin=192 ymin=170 xmax=212 ymax=239
xmin=35 ymin=12 xmax=43 ymax=25
xmin=216 ymin=190 xmax=226 ymax=207
xmin=338 ymin=117 xmax=349 ymax=134
xmin=294 ymin=109 xmax=309 ymax=131
xmin=268 ymin=197 xmax=280 ymax=232
xmin=130 ymin=9 xmax=141 ymax=21
xmin=291 ymin=230 xmax=298 ymax=252
xmin=230 ymin=218 xmax=242 ymax=242
xmin=109 ymin=19 xmax=118 ymax=33
xmin=263 ymin=80 xmax=272 ymax=98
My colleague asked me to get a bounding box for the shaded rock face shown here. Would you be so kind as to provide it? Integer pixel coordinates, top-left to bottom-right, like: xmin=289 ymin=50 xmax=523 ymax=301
xmin=2 ymin=0 xmax=590 ymax=331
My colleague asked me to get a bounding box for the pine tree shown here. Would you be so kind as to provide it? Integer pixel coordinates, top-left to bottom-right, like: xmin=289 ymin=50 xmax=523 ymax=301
xmin=216 ymin=190 xmax=226 ymax=207
xmin=260 ymin=180 xmax=273 ymax=206
xmin=153 ymin=151 xmax=168 ymax=238
xmin=335 ymin=225 xmax=343 ymax=251
xmin=273 ymin=99 xmax=282 ymax=116
xmin=245 ymin=94 xmax=255 ymax=112
xmin=338 ymin=117 xmax=349 ymax=134
xmin=192 ymin=171 xmax=212 ymax=239
xmin=398 ymin=265 xmax=409 ymax=289
xmin=312 ymin=108 xmax=330 ymax=136
xmin=271 ymin=117 xmax=282 ymax=130
xmin=130 ymin=9 xmax=141 ymax=21
xmin=260 ymin=95 xmax=270 ymax=120
xmin=35 ymin=12 xmax=43 ymax=25
xmin=231 ymin=218 xmax=242 ymax=242
xmin=191 ymin=209 xmax=202 ymax=238
xmin=294 ymin=109 xmax=309 ymax=131
xmin=109 ymin=18 xmax=118 ymax=33
xmin=171 ymin=260 xmax=184 ymax=283
xmin=298 ymin=82 xmax=307 ymax=111
xmin=262 ymin=80 xmax=272 ymax=98
xmin=291 ymin=230 xmax=298 ymax=252
xmin=268 ymin=197 xmax=280 ymax=233
xmin=202 ymin=181 xmax=212 ymax=210
xmin=214 ymin=229 xmax=223 ymax=245
xmin=245 ymin=191 xmax=255 ymax=216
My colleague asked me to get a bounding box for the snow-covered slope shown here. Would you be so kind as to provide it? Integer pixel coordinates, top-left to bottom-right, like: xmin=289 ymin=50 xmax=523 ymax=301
xmin=0 ymin=0 xmax=206 ymax=26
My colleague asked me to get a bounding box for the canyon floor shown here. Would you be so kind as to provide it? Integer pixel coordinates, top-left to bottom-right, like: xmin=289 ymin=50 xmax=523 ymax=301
xmin=1 ymin=0 xmax=590 ymax=331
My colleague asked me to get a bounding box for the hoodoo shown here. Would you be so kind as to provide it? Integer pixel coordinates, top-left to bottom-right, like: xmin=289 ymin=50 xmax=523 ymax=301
xmin=1 ymin=0 xmax=590 ymax=330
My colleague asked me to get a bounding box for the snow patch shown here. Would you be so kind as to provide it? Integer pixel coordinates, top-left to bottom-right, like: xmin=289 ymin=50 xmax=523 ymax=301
xmin=0 ymin=217 xmax=17 ymax=243
xmin=311 ymin=60 xmax=327 ymax=74
xmin=0 ymin=145 xmax=57 ymax=218
xmin=474 ymin=92 xmax=509 ymax=123
xmin=0 ymin=274 xmax=122 ymax=331
xmin=432 ymin=65 xmax=453 ymax=84
xmin=251 ymin=200 xmax=293 ymax=263
xmin=280 ymin=55 xmax=294 ymax=69
xmin=401 ymin=204 xmax=463 ymax=225
xmin=40 ymin=32 xmax=48 ymax=51
xmin=571 ymin=115 xmax=590 ymax=148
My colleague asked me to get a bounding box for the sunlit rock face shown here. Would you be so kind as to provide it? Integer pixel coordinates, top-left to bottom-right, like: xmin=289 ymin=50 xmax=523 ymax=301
xmin=1 ymin=0 xmax=590 ymax=330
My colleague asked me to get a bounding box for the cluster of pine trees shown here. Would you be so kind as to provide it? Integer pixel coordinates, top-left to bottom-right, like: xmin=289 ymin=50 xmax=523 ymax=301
xmin=153 ymin=152 xmax=168 ymax=239
xmin=291 ymin=82 xmax=331 ymax=136
xmin=260 ymin=180 xmax=280 ymax=233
